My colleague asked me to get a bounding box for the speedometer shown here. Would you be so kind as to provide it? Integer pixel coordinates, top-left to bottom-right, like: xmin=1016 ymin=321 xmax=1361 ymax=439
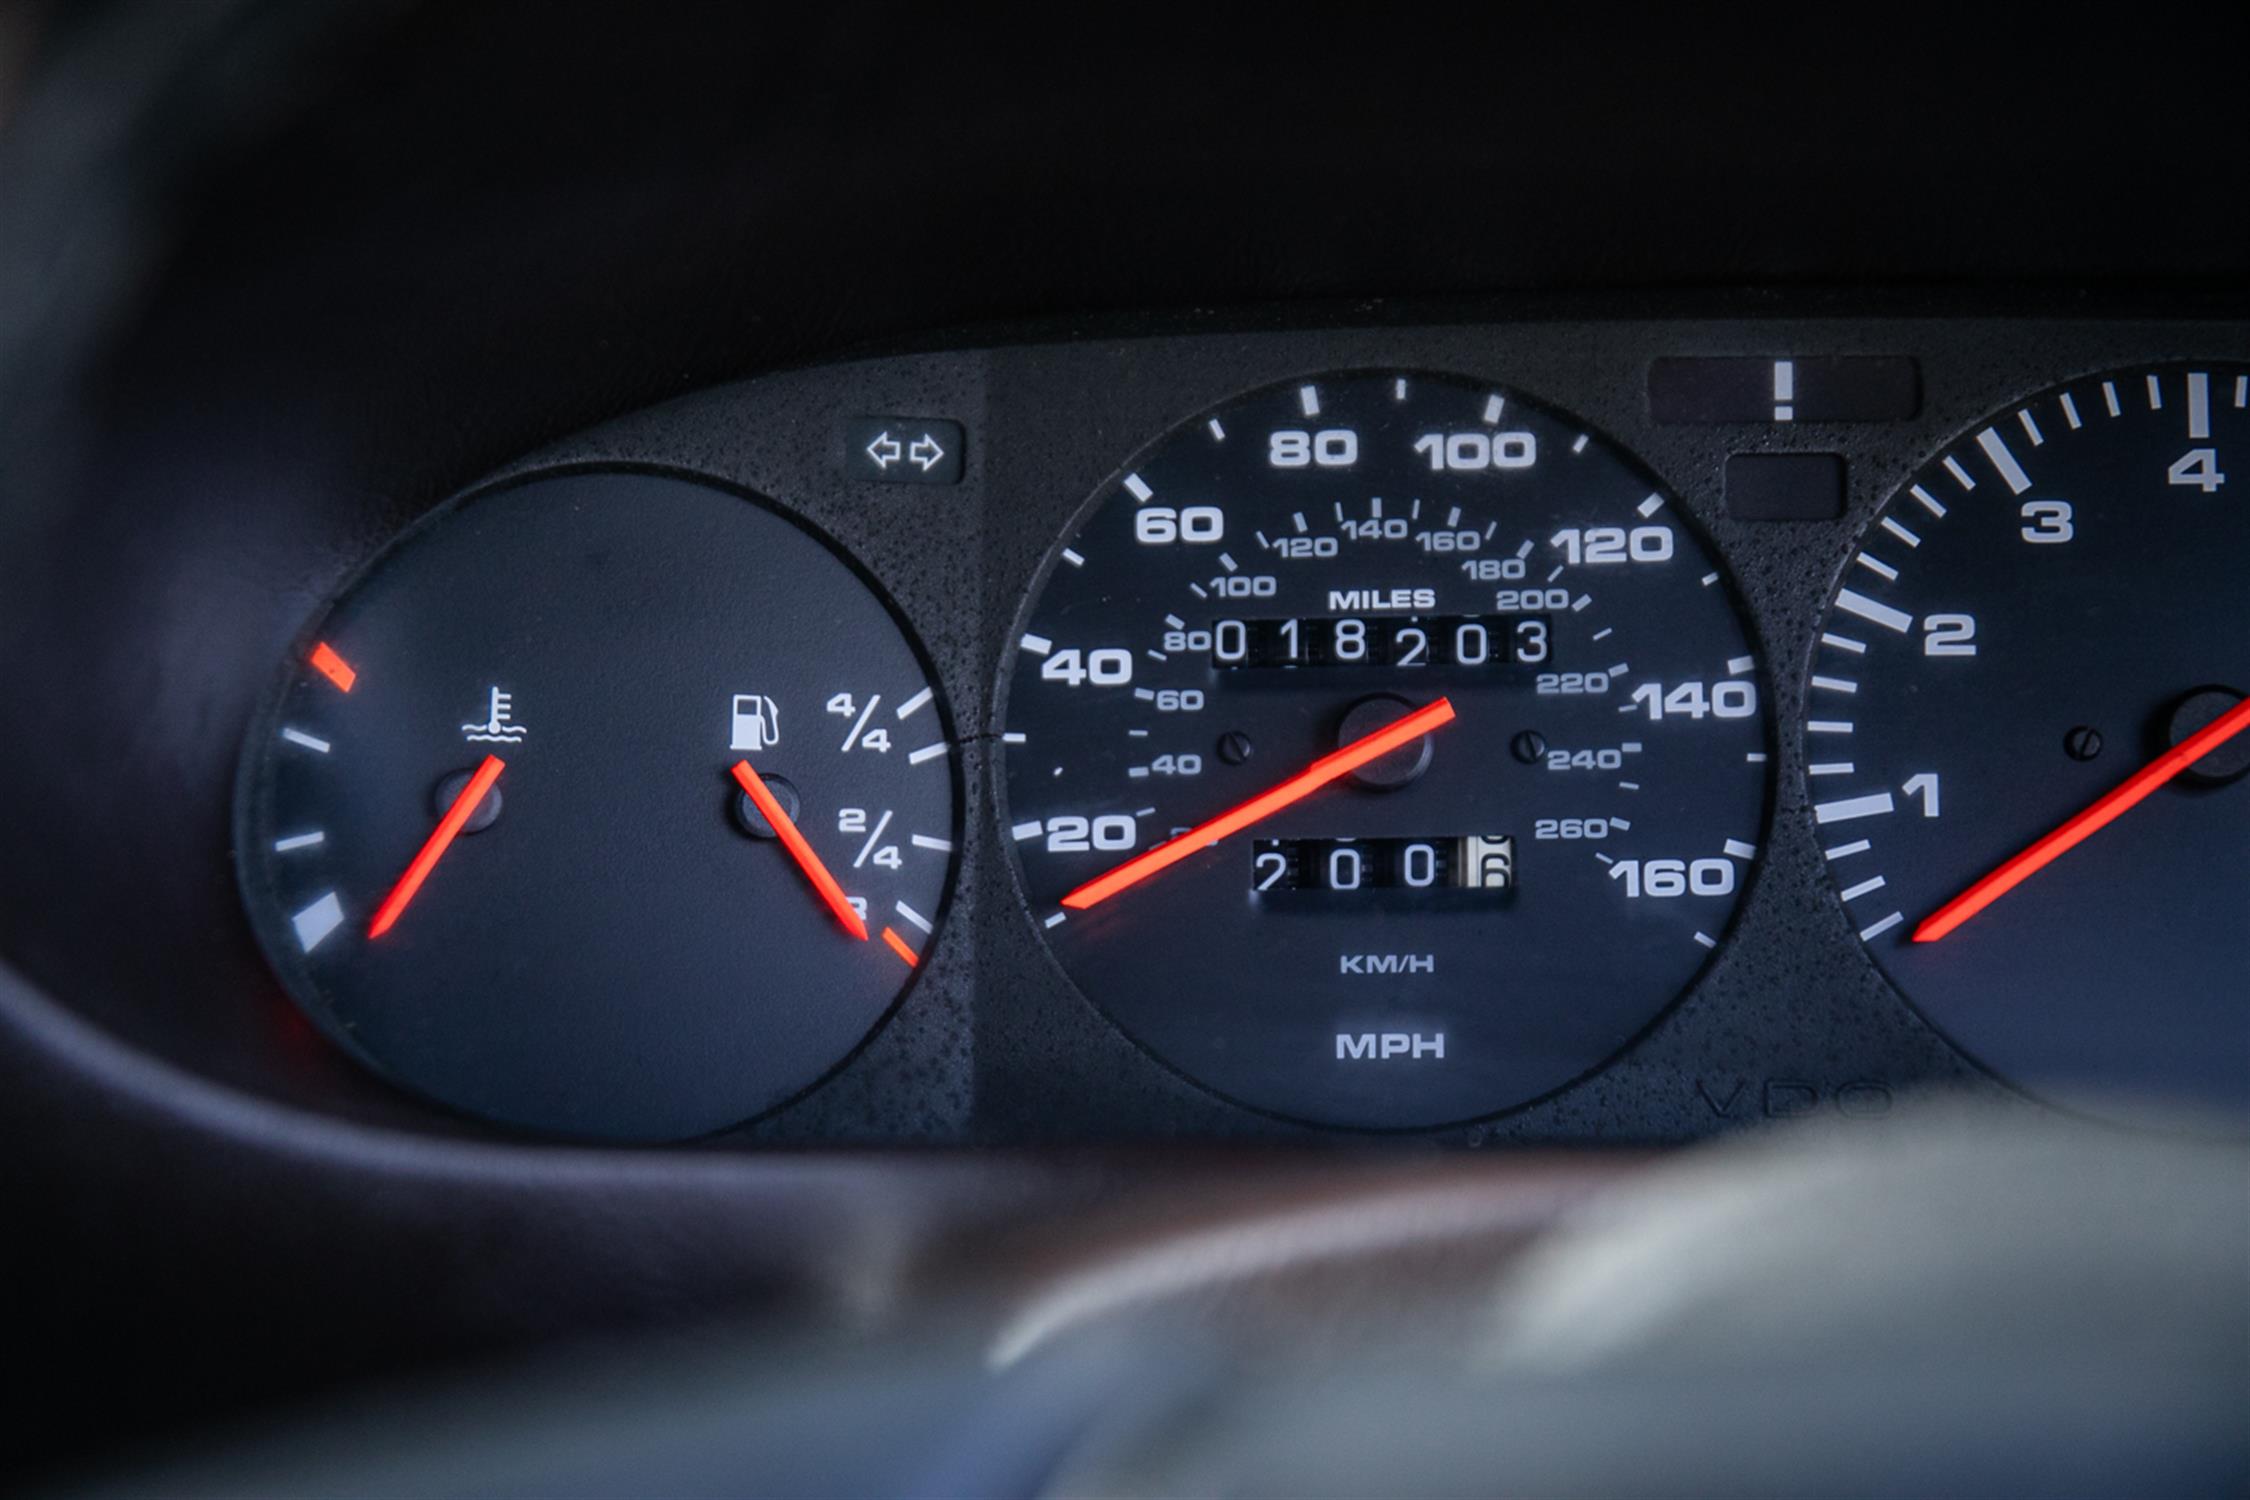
xmin=999 ymin=370 xmax=1770 ymax=1128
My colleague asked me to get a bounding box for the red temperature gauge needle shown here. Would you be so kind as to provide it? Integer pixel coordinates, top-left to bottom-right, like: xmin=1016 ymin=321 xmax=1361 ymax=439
xmin=1062 ymin=697 xmax=1458 ymax=911
xmin=732 ymin=760 xmax=869 ymax=941
xmin=368 ymin=754 xmax=505 ymax=938
xmin=1913 ymin=693 xmax=2250 ymax=943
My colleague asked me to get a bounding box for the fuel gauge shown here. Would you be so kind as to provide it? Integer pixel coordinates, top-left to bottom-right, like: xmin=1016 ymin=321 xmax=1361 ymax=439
xmin=234 ymin=471 xmax=957 ymax=1140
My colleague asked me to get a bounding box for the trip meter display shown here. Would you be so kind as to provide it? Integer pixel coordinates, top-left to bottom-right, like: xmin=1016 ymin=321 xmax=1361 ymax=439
xmin=1000 ymin=371 xmax=1771 ymax=1128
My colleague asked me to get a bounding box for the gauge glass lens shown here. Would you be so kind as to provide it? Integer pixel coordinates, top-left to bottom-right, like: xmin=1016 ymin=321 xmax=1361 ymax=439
xmin=235 ymin=472 xmax=957 ymax=1140
xmin=1000 ymin=371 xmax=1771 ymax=1128
xmin=1808 ymin=364 xmax=2248 ymax=1116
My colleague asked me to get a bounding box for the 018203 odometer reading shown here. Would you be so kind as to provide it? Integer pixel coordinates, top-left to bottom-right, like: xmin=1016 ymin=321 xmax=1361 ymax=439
xmin=1000 ymin=370 xmax=1772 ymax=1129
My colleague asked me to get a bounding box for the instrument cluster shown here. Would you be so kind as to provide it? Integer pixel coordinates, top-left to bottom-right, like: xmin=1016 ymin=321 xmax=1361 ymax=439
xmin=193 ymin=316 xmax=2250 ymax=1141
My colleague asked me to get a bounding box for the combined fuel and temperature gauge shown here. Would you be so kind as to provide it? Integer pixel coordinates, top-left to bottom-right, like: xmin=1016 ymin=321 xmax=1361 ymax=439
xmin=234 ymin=472 xmax=957 ymax=1140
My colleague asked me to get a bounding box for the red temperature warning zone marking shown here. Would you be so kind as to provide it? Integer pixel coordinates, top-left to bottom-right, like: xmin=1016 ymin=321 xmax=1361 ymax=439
xmin=310 ymin=641 xmax=357 ymax=693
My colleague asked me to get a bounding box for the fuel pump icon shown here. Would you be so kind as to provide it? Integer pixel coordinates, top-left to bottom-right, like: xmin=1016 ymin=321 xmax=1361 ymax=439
xmin=730 ymin=694 xmax=780 ymax=752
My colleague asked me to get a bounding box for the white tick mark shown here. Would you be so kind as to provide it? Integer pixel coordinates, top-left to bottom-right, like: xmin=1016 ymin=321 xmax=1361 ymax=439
xmin=1976 ymin=428 xmax=2033 ymax=494
xmin=1814 ymin=792 xmax=1896 ymax=824
xmin=1833 ymin=589 xmax=1911 ymax=633
xmin=292 ymin=892 xmax=344 ymax=952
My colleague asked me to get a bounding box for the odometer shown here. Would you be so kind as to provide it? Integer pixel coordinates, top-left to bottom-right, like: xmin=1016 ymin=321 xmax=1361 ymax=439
xmin=999 ymin=371 xmax=1771 ymax=1128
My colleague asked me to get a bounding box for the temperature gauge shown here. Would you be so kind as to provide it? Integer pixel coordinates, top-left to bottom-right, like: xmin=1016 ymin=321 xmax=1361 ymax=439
xmin=234 ymin=472 xmax=957 ymax=1140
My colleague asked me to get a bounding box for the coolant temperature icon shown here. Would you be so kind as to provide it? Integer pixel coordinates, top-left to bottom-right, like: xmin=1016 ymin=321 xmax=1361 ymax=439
xmin=461 ymin=686 xmax=528 ymax=743
xmin=730 ymin=694 xmax=780 ymax=751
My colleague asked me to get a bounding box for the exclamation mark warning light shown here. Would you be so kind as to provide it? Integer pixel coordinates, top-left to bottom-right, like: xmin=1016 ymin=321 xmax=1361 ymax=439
xmin=310 ymin=642 xmax=357 ymax=693
xmin=1647 ymin=356 xmax=1920 ymax=424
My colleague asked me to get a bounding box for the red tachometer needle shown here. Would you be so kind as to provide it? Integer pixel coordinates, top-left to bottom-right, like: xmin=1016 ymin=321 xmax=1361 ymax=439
xmin=731 ymin=760 xmax=869 ymax=941
xmin=1062 ymin=697 xmax=1458 ymax=911
xmin=367 ymin=754 xmax=505 ymax=938
xmin=1913 ymin=693 xmax=2250 ymax=943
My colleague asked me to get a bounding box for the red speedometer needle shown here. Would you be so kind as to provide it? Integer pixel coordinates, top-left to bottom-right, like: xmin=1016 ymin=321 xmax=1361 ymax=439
xmin=368 ymin=754 xmax=505 ymax=939
xmin=731 ymin=760 xmax=869 ymax=941
xmin=1913 ymin=694 xmax=2250 ymax=944
xmin=1062 ymin=697 xmax=1458 ymax=911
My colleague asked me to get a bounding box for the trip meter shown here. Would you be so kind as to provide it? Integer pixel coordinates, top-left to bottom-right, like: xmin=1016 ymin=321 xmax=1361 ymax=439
xmin=1000 ymin=371 xmax=1770 ymax=1128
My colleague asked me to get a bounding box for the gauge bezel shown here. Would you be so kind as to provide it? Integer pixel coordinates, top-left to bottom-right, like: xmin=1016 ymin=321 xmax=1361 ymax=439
xmin=1799 ymin=361 xmax=2250 ymax=1123
xmin=230 ymin=461 xmax=966 ymax=1140
xmin=990 ymin=365 xmax=1778 ymax=1132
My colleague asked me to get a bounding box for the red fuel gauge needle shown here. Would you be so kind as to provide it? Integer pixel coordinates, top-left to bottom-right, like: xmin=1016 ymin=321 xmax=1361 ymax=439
xmin=732 ymin=760 xmax=869 ymax=941
xmin=1062 ymin=696 xmax=1458 ymax=911
xmin=368 ymin=754 xmax=505 ymax=938
xmin=1913 ymin=693 xmax=2250 ymax=943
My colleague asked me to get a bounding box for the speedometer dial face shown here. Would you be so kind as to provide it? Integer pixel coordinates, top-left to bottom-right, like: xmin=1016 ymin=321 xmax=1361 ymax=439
xmin=235 ymin=472 xmax=957 ymax=1141
xmin=1809 ymin=365 xmax=2248 ymax=1117
xmin=1001 ymin=371 xmax=1770 ymax=1128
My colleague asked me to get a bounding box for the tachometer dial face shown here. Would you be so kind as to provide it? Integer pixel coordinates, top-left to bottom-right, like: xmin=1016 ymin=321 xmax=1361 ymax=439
xmin=1000 ymin=371 xmax=1770 ymax=1128
xmin=235 ymin=472 xmax=957 ymax=1140
xmin=1809 ymin=365 xmax=2248 ymax=1117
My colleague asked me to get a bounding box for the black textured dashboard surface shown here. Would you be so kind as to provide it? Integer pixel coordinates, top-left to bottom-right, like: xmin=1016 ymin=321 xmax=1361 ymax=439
xmin=7 ymin=311 xmax=2244 ymax=1146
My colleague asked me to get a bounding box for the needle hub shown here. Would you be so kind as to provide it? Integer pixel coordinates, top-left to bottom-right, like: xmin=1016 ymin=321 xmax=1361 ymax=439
xmin=2166 ymin=687 xmax=2250 ymax=787
xmin=731 ymin=773 xmax=802 ymax=837
xmin=1340 ymin=694 xmax=1435 ymax=790
xmin=431 ymin=767 xmax=504 ymax=832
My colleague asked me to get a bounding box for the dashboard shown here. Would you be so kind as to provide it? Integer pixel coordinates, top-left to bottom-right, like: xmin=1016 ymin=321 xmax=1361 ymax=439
xmin=2 ymin=4 xmax=2245 ymax=1487
xmin=8 ymin=313 xmax=2244 ymax=1145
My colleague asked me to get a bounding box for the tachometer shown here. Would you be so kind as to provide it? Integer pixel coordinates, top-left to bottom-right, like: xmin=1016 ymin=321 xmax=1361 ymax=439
xmin=1808 ymin=364 xmax=2247 ymax=1117
xmin=999 ymin=370 xmax=1770 ymax=1128
xmin=235 ymin=471 xmax=958 ymax=1140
